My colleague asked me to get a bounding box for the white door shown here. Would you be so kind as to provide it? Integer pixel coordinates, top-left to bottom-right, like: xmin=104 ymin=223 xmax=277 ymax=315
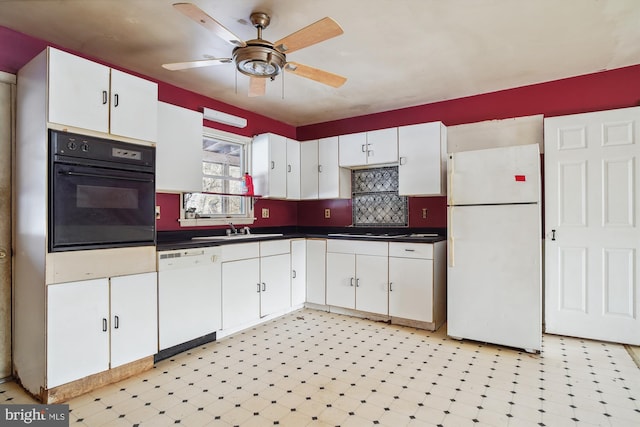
xmin=286 ymin=138 xmax=301 ymax=199
xmin=339 ymin=132 xmax=367 ymax=167
xmin=300 ymin=140 xmax=319 ymax=199
xmin=319 ymin=136 xmax=350 ymax=199
xmin=355 ymin=255 xmax=388 ymax=315
xmin=47 ymin=47 xmax=110 ymax=133
xmin=260 ymin=254 xmax=291 ymax=317
xmin=0 ymin=79 xmax=11 ymax=378
xmin=389 ymin=257 xmax=433 ymax=322
xmin=291 ymin=240 xmax=307 ymax=306
xmin=544 ymin=106 xmax=640 ymax=345
xmin=306 ymin=239 xmax=327 ymax=305
xmin=110 ymin=273 xmax=158 ymax=367
xmin=398 ymin=122 xmax=446 ymax=196
xmin=109 ymin=69 xmax=158 ymax=142
xmin=326 ymin=252 xmax=355 ymax=309
xmin=366 ymin=127 xmax=398 ymax=165
xmin=222 ymin=258 xmax=261 ymax=330
xmin=47 ymin=278 xmax=110 ymax=388
xmin=269 ymin=135 xmax=288 ymax=198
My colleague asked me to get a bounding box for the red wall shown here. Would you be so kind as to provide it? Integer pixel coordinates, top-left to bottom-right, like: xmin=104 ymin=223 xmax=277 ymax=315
xmin=4 ymin=25 xmax=640 ymax=232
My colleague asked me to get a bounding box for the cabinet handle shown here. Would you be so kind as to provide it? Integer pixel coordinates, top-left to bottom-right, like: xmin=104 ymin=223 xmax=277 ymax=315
xmin=404 ymin=249 xmax=415 ymax=252
xmin=551 ymin=229 xmax=556 ymax=241
xmin=287 ymin=164 xmax=292 ymax=173
xmin=262 ymin=282 xmax=266 ymax=292
xmin=356 ymin=278 xmax=360 ymax=287
xmin=114 ymin=93 xmax=119 ymax=107
xmin=361 ymin=144 xmax=366 ymax=153
xmin=102 ymin=90 xmax=108 ymax=105
xmin=102 ymin=318 xmax=108 ymax=332
xmin=350 ymin=277 xmax=354 ymax=287
xmin=257 ymin=283 xmax=261 ymax=293
xmin=318 ymin=165 xmax=322 ymax=173
xmin=368 ymin=150 xmax=374 ymax=157
xmin=271 ymin=161 xmax=275 ymax=170
xmin=389 ymin=282 xmax=393 ymax=292
xmin=114 ymin=315 xmax=119 ymax=329
xmin=292 ymin=270 xmax=297 ymax=279
xmin=399 ymin=157 xmax=407 ymax=166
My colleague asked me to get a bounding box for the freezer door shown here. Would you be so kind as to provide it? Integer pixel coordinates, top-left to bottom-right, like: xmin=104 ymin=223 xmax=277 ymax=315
xmin=448 ymin=144 xmax=540 ymax=205
xmin=447 ymin=203 xmax=542 ymax=351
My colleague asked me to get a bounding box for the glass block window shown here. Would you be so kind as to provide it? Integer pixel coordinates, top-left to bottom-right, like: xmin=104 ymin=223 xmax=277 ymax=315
xmin=352 ymin=166 xmax=408 ymax=227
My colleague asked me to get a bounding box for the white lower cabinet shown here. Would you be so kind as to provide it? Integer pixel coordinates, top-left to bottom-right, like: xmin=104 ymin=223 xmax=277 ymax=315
xmin=221 ymin=241 xmax=292 ymax=331
xmin=388 ymin=241 xmax=446 ymax=329
xmin=306 ymin=239 xmax=327 ymax=305
xmin=326 ymin=240 xmax=389 ymax=315
xmin=46 ymin=272 xmax=157 ymax=388
xmin=290 ymin=239 xmax=307 ymax=306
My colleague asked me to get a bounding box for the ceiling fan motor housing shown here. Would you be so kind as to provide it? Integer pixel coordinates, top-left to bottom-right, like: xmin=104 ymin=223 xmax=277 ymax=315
xmin=233 ymin=40 xmax=286 ymax=78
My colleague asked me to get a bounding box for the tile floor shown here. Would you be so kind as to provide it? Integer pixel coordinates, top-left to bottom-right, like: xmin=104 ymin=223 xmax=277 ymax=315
xmin=1 ymin=308 xmax=640 ymax=426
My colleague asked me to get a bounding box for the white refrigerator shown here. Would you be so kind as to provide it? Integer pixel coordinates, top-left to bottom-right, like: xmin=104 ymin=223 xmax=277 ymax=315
xmin=447 ymin=144 xmax=542 ymax=352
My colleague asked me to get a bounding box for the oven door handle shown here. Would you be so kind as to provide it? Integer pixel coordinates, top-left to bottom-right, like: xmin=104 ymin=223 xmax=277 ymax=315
xmin=60 ymin=170 xmax=154 ymax=183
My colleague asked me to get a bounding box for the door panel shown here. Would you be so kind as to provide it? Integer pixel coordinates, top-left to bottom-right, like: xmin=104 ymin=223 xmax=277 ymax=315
xmin=0 ymin=81 xmax=12 ymax=378
xmin=544 ymin=106 xmax=640 ymax=345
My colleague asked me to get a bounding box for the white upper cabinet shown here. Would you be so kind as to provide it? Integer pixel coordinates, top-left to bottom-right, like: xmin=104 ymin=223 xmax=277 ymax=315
xmin=47 ymin=47 xmax=158 ymax=142
xmin=339 ymin=128 xmax=398 ymax=167
xmin=109 ymin=69 xmax=158 ymax=142
xmin=398 ymin=122 xmax=447 ymax=196
xmin=156 ymin=102 xmax=203 ymax=192
xmin=300 ymin=139 xmax=319 ymax=199
xmin=286 ymin=138 xmax=301 ymax=200
xmin=252 ymin=133 xmax=288 ymax=199
xmin=319 ymin=136 xmax=351 ymax=199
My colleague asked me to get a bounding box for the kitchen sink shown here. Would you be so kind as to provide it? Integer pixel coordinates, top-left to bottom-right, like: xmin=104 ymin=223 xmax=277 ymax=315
xmin=328 ymin=233 xmax=408 ymax=239
xmin=192 ymin=233 xmax=283 ymax=241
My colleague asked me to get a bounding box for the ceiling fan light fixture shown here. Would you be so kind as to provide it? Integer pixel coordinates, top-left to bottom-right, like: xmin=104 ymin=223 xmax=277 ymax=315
xmin=233 ymin=43 xmax=286 ymax=78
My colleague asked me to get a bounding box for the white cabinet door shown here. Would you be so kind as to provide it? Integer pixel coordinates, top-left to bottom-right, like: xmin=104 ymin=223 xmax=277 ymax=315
xmin=544 ymin=107 xmax=640 ymax=345
xmin=156 ymin=102 xmax=203 ymax=192
xmin=47 ymin=47 xmax=110 ymax=134
xmin=286 ymin=138 xmax=301 ymax=199
xmin=326 ymin=252 xmax=356 ymax=309
xmin=319 ymin=136 xmax=351 ymax=199
xmin=260 ymin=253 xmax=291 ymax=317
xmin=252 ymin=133 xmax=287 ymax=198
xmin=291 ymin=240 xmax=307 ymax=306
xmin=355 ymin=255 xmax=388 ymax=315
xmin=339 ymin=132 xmax=367 ymax=167
xmin=109 ymin=69 xmax=158 ymax=142
xmin=222 ymin=258 xmax=261 ymax=330
xmin=110 ymin=272 xmax=158 ymax=368
xmin=398 ymin=122 xmax=447 ymax=196
xmin=389 ymin=257 xmax=433 ymax=322
xmin=47 ymin=278 xmax=110 ymax=388
xmin=300 ymin=140 xmax=319 ymax=199
xmin=366 ymin=127 xmax=398 ymax=165
xmin=306 ymin=239 xmax=327 ymax=305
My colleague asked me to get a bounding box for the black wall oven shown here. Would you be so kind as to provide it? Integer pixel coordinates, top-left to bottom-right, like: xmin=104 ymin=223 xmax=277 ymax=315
xmin=49 ymin=130 xmax=156 ymax=252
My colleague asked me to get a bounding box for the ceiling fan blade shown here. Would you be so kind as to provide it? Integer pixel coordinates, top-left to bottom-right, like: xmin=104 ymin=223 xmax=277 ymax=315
xmin=248 ymin=77 xmax=266 ymax=97
xmin=162 ymin=58 xmax=232 ymax=71
xmin=285 ymin=62 xmax=346 ymax=88
xmin=274 ymin=17 xmax=343 ymax=54
xmin=173 ymin=2 xmax=246 ymax=47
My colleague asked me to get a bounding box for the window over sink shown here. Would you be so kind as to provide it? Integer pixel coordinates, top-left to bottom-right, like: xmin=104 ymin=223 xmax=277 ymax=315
xmin=181 ymin=128 xmax=254 ymax=226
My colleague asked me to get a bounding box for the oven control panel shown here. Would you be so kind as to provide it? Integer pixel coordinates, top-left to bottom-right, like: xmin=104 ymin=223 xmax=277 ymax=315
xmin=112 ymin=148 xmax=142 ymax=161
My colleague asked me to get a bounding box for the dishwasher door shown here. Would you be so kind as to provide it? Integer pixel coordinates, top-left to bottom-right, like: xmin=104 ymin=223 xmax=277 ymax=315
xmin=157 ymin=247 xmax=221 ymax=350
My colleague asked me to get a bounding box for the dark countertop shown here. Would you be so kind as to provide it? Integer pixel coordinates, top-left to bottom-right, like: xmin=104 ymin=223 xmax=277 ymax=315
xmin=157 ymin=227 xmax=446 ymax=252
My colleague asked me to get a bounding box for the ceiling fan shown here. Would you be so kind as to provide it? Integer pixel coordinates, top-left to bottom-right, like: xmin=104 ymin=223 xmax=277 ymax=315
xmin=163 ymin=2 xmax=347 ymax=97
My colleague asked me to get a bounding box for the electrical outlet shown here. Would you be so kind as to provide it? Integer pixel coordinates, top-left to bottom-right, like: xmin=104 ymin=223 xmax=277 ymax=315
xmin=324 ymin=208 xmax=331 ymax=219
xmin=155 ymin=206 xmax=161 ymax=220
xmin=422 ymin=208 xmax=428 ymax=219
xmin=261 ymin=208 xmax=270 ymax=218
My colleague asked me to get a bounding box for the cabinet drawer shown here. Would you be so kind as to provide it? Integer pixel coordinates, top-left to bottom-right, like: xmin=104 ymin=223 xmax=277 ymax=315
xmin=260 ymin=239 xmax=290 ymax=257
xmin=221 ymin=242 xmax=260 ymax=262
xmin=389 ymin=242 xmax=433 ymax=259
xmin=327 ymin=239 xmax=388 ymax=256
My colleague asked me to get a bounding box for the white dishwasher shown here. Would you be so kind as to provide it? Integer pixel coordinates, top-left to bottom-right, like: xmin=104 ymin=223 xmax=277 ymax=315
xmin=157 ymin=247 xmax=222 ymax=353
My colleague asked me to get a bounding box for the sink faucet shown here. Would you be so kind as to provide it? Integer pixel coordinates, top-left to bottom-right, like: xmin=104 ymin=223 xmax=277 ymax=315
xmin=228 ymin=223 xmax=237 ymax=235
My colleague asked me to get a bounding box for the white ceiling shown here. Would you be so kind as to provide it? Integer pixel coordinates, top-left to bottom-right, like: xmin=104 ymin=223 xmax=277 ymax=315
xmin=1 ymin=0 xmax=639 ymax=126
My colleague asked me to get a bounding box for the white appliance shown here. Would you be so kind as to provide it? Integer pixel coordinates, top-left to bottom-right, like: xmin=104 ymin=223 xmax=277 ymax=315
xmin=447 ymin=144 xmax=542 ymax=352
